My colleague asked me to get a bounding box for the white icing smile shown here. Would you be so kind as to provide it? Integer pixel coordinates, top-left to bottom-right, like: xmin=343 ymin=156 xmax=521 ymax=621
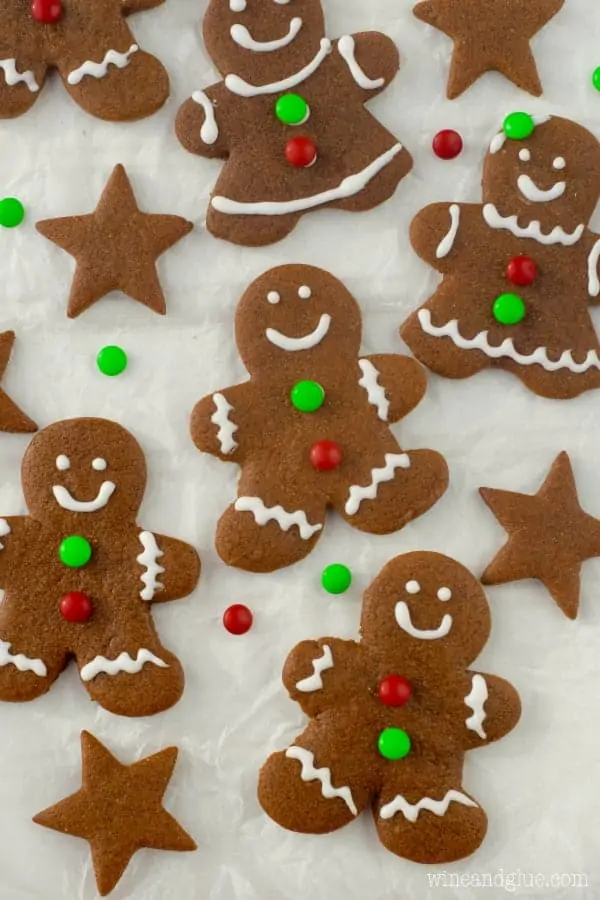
xmin=517 ymin=174 xmax=566 ymax=203
xmin=230 ymin=17 xmax=302 ymax=52
xmin=53 ymin=481 xmax=116 ymax=513
xmin=395 ymin=601 xmax=452 ymax=640
xmin=266 ymin=313 xmax=331 ymax=351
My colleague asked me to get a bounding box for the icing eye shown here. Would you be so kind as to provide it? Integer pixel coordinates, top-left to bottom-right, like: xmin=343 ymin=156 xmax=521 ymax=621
xmin=553 ymin=157 xmax=566 ymax=170
xmin=518 ymin=149 xmax=531 ymax=162
xmin=298 ymin=285 xmax=312 ymax=300
xmin=405 ymin=580 xmax=420 ymax=594
xmin=437 ymin=587 xmax=452 ymax=602
xmin=92 ymin=458 xmax=107 ymax=471
xmin=56 ymin=455 xmax=70 ymax=471
xmin=229 ymin=0 xmax=246 ymax=10
xmin=267 ymin=291 xmax=280 ymax=304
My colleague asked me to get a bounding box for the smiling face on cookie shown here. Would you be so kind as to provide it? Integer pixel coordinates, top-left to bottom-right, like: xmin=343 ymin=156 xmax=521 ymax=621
xmin=483 ymin=115 xmax=600 ymax=232
xmin=235 ymin=264 xmax=362 ymax=374
xmin=203 ymin=0 xmax=326 ymax=83
xmin=21 ymin=418 xmax=147 ymax=525
xmin=360 ymin=552 xmax=491 ymax=666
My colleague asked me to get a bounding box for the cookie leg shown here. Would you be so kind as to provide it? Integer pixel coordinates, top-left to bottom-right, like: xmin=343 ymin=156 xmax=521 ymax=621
xmin=336 ymin=448 xmax=449 ymax=535
xmin=0 ymin=634 xmax=65 ymax=702
xmin=77 ymin=631 xmax=184 ymax=717
xmin=0 ymin=60 xmax=46 ymax=118
xmin=206 ymin=205 xmax=302 ymax=248
xmin=401 ymin=306 xmax=491 ymax=380
xmin=334 ymin=144 xmax=413 ymax=214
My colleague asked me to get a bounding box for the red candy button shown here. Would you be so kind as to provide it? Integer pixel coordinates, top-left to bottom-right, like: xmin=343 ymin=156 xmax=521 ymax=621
xmin=285 ymin=136 xmax=317 ymax=168
xmin=223 ymin=604 xmax=253 ymax=635
xmin=379 ymin=675 xmax=413 ymax=708
xmin=59 ymin=592 xmax=92 ymax=623
xmin=507 ymin=255 xmax=537 ymax=286
xmin=432 ymin=129 xmax=463 ymax=160
xmin=31 ymin=0 xmax=62 ymax=23
xmin=310 ymin=440 xmax=342 ymax=471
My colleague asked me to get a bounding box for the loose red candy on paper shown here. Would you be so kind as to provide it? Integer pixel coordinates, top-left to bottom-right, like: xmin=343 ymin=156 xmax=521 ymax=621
xmin=310 ymin=440 xmax=343 ymax=471
xmin=59 ymin=592 xmax=93 ymax=623
xmin=507 ymin=255 xmax=537 ymax=287
xmin=285 ymin=137 xmax=318 ymax=168
xmin=378 ymin=674 xmax=413 ymax=708
xmin=432 ymin=129 xmax=463 ymax=160
xmin=223 ymin=604 xmax=253 ymax=635
xmin=31 ymin=0 xmax=62 ymax=23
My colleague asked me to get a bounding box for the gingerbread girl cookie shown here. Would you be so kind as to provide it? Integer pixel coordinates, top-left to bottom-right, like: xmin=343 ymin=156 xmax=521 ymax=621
xmin=0 ymin=0 xmax=169 ymax=121
xmin=0 ymin=418 xmax=200 ymax=717
xmin=401 ymin=113 xmax=600 ymax=400
xmin=259 ymin=552 xmax=521 ymax=863
xmin=191 ymin=265 xmax=448 ymax=573
xmin=175 ymin=0 xmax=412 ymax=246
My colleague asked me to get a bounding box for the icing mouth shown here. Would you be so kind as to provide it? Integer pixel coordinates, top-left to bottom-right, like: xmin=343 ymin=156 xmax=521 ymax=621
xmin=517 ymin=174 xmax=566 ymax=203
xmin=52 ymin=481 xmax=116 ymax=513
xmin=230 ymin=17 xmax=303 ymax=52
xmin=266 ymin=313 xmax=331 ymax=351
xmin=395 ymin=601 xmax=453 ymax=640
xmin=482 ymin=204 xmax=584 ymax=246
xmin=225 ymin=38 xmax=331 ymax=96
xmin=418 ymin=309 xmax=600 ymax=374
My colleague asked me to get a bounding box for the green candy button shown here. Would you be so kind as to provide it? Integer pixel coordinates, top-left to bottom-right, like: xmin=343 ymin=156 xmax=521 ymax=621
xmin=0 ymin=197 xmax=25 ymax=228
xmin=59 ymin=535 xmax=92 ymax=568
xmin=378 ymin=727 xmax=411 ymax=760
xmin=97 ymin=345 xmax=128 ymax=377
xmin=593 ymin=66 xmax=600 ymax=92
xmin=503 ymin=112 xmax=535 ymax=141
xmin=321 ymin=563 xmax=352 ymax=595
xmin=291 ymin=380 xmax=325 ymax=413
xmin=493 ymin=292 xmax=526 ymax=326
xmin=276 ymin=93 xmax=309 ymax=126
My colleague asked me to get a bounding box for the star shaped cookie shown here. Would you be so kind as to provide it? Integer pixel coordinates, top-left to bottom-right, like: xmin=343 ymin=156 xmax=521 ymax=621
xmin=34 ymin=732 xmax=196 ymax=896
xmin=480 ymin=453 xmax=600 ymax=620
xmin=0 ymin=331 xmax=36 ymax=433
xmin=413 ymin=0 xmax=564 ymax=98
xmin=36 ymin=165 xmax=193 ymax=318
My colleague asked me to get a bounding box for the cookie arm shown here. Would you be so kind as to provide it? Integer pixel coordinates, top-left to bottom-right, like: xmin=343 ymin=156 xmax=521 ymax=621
xmin=190 ymin=383 xmax=249 ymax=462
xmin=283 ymin=638 xmax=364 ymax=718
xmin=410 ymin=202 xmax=469 ymax=272
xmin=359 ymin=354 xmax=427 ymax=424
xmin=335 ymin=33 xmax=400 ymax=101
xmin=0 ymin=516 xmax=27 ymax=583
xmin=462 ymin=672 xmax=521 ymax=751
xmin=175 ymin=83 xmax=230 ymax=160
xmin=136 ymin=531 xmax=201 ymax=604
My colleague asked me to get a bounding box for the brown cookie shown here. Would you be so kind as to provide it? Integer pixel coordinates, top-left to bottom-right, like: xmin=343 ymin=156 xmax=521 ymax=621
xmin=0 ymin=0 xmax=169 ymax=121
xmin=191 ymin=265 xmax=448 ymax=573
xmin=0 ymin=331 xmax=37 ymax=433
xmin=413 ymin=0 xmax=564 ymax=98
xmin=175 ymin=0 xmax=412 ymax=246
xmin=480 ymin=452 xmax=600 ymax=620
xmin=258 ymin=552 xmax=521 ymax=863
xmin=401 ymin=113 xmax=600 ymax=400
xmin=0 ymin=417 xmax=200 ymax=716
xmin=34 ymin=731 xmax=196 ymax=896
xmin=36 ymin=165 xmax=193 ymax=318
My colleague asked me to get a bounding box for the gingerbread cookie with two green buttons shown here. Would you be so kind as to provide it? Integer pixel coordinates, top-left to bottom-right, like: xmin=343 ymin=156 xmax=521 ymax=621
xmin=401 ymin=113 xmax=600 ymax=400
xmin=0 ymin=418 xmax=200 ymax=717
xmin=259 ymin=552 xmax=521 ymax=863
xmin=175 ymin=0 xmax=412 ymax=246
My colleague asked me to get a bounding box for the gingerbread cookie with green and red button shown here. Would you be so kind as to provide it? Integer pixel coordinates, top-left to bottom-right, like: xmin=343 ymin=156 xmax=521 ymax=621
xmin=175 ymin=0 xmax=412 ymax=246
xmin=401 ymin=112 xmax=600 ymax=400
xmin=191 ymin=265 xmax=448 ymax=573
xmin=0 ymin=417 xmax=200 ymax=717
xmin=258 ymin=552 xmax=521 ymax=863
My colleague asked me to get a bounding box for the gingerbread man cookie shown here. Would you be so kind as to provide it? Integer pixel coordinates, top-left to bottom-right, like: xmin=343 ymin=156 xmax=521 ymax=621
xmin=191 ymin=265 xmax=448 ymax=573
xmin=0 ymin=418 xmax=200 ymax=717
xmin=175 ymin=0 xmax=412 ymax=246
xmin=259 ymin=552 xmax=521 ymax=863
xmin=0 ymin=0 xmax=169 ymax=121
xmin=401 ymin=113 xmax=600 ymax=400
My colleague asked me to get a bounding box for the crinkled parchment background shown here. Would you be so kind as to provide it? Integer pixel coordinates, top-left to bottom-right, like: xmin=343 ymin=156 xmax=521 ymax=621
xmin=1 ymin=1 xmax=600 ymax=898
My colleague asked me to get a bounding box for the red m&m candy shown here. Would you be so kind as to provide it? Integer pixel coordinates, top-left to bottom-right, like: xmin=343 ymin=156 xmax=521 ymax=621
xmin=285 ymin=137 xmax=317 ymax=168
xmin=59 ymin=592 xmax=93 ymax=623
xmin=432 ymin=129 xmax=463 ymax=160
xmin=379 ymin=675 xmax=413 ymax=707
xmin=506 ymin=255 xmax=537 ymax=286
xmin=223 ymin=604 xmax=253 ymax=635
xmin=310 ymin=440 xmax=342 ymax=471
xmin=31 ymin=0 xmax=62 ymax=23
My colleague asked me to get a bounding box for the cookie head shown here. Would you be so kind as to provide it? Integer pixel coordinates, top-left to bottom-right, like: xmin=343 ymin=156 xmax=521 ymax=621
xmin=484 ymin=114 xmax=600 ymax=231
xmin=360 ymin=552 xmax=491 ymax=666
xmin=21 ymin=418 xmax=147 ymax=525
xmin=235 ymin=264 xmax=362 ymax=374
xmin=203 ymin=0 xmax=326 ymax=82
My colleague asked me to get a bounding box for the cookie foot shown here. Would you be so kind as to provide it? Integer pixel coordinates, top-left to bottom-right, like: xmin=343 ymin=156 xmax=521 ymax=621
xmin=0 ymin=638 xmax=62 ymax=702
xmin=0 ymin=62 xmax=46 ymax=118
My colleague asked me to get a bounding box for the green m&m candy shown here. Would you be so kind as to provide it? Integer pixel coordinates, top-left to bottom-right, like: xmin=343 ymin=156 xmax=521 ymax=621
xmin=97 ymin=345 xmax=128 ymax=376
xmin=0 ymin=197 xmax=25 ymax=228
xmin=321 ymin=563 xmax=352 ymax=595
xmin=291 ymin=380 xmax=325 ymax=413
xmin=275 ymin=93 xmax=309 ymax=126
xmin=59 ymin=535 xmax=92 ymax=568
xmin=378 ymin=727 xmax=411 ymax=760
xmin=503 ymin=112 xmax=535 ymax=141
xmin=493 ymin=292 xmax=526 ymax=326
xmin=593 ymin=67 xmax=600 ymax=92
